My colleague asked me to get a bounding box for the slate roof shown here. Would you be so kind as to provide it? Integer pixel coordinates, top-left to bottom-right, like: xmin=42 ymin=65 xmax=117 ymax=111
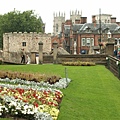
xmin=63 ymin=23 xmax=119 ymax=34
xmin=64 ymin=24 xmax=83 ymax=34
xmin=78 ymin=23 xmax=119 ymax=33
xmin=72 ymin=24 xmax=83 ymax=32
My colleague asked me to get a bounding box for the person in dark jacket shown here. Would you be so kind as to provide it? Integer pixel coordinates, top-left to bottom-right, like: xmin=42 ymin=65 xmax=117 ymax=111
xmin=21 ymin=49 xmax=26 ymax=64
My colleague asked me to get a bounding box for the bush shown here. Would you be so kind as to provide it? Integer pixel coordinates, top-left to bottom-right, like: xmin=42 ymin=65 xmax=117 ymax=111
xmin=0 ymin=70 xmax=61 ymax=84
xmin=62 ymin=61 xmax=96 ymax=66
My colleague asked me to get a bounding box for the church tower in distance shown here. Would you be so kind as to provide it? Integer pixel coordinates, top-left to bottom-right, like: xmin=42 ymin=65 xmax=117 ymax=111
xmin=53 ymin=12 xmax=65 ymax=36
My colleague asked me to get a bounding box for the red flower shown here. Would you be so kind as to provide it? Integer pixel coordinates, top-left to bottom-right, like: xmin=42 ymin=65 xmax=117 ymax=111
xmin=23 ymin=99 xmax=28 ymax=103
xmin=33 ymin=102 xmax=38 ymax=107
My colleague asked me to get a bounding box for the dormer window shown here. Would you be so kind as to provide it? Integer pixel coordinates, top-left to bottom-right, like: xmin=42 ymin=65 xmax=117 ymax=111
xmin=85 ymin=26 xmax=91 ymax=33
xmin=98 ymin=28 xmax=102 ymax=34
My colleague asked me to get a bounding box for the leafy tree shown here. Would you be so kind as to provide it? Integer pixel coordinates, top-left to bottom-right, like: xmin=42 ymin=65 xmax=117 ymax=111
xmin=0 ymin=9 xmax=44 ymax=49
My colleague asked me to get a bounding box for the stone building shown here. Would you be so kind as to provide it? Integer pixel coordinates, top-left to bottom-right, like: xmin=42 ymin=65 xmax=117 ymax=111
xmin=70 ymin=10 xmax=82 ymax=24
xmin=53 ymin=12 xmax=65 ymax=36
xmin=3 ymin=32 xmax=51 ymax=63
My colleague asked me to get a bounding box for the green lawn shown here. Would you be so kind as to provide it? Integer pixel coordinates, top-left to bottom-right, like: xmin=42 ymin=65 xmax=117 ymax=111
xmin=0 ymin=64 xmax=120 ymax=120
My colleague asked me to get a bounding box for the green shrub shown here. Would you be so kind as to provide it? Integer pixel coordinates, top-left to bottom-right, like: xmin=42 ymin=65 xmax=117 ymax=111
xmin=62 ymin=61 xmax=96 ymax=66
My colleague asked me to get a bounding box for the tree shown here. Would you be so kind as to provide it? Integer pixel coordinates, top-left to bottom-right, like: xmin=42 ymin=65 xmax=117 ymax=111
xmin=0 ymin=9 xmax=44 ymax=49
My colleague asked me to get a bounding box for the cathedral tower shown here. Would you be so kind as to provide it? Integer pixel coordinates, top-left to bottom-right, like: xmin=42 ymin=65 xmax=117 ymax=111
xmin=70 ymin=10 xmax=82 ymax=24
xmin=53 ymin=12 xmax=65 ymax=36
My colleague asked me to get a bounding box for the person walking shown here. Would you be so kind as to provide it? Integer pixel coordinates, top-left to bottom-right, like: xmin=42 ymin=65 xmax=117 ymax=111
xmin=21 ymin=49 xmax=26 ymax=64
xmin=26 ymin=55 xmax=31 ymax=64
xmin=114 ymin=47 xmax=118 ymax=58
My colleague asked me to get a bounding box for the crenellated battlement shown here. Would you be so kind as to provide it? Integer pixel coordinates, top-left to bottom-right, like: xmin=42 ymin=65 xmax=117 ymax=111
xmin=70 ymin=10 xmax=82 ymax=16
xmin=53 ymin=12 xmax=65 ymax=17
xmin=4 ymin=32 xmax=51 ymax=36
xmin=53 ymin=10 xmax=82 ymax=35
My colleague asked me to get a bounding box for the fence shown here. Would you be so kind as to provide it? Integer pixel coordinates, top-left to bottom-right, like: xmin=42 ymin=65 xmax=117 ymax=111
xmin=106 ymin=55 xmax=120 ymax=79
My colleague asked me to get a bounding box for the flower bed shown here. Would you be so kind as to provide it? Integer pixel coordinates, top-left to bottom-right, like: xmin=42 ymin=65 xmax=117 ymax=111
xmin=0 ymin=70 xmax=61 ymax=84
xmin=0 ymin=77 xmax=71 ymax=120
xmin=62 ymin=61 xmax=96 ymax=66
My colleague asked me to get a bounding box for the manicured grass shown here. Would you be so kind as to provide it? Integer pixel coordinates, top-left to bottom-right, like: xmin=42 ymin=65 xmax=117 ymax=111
xmin=0 ymin=64 xmax=120 ymax=120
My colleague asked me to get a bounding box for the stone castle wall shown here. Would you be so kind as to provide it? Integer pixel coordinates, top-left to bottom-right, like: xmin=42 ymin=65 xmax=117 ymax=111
xmin=3 ymin=32 xmax=51 ymax=62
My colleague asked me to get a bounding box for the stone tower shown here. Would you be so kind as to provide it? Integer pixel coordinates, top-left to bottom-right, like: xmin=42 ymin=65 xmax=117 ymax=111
xmin=70 ymin=10 xmax=82 ymax=24
xmin=53 ymin=12 xmax=65 ymax=36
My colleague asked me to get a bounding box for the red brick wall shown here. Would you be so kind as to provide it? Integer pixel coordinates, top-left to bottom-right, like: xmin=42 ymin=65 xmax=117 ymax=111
xmin=81 ymin=17 xmax=87 ymax=24
xmin=111 ymin=17 xmax=116 ymax=23
xmin=75 ymin=19 xmax=81 ymax=24
xmin=65 ymin=20 xmax=72 ymax=25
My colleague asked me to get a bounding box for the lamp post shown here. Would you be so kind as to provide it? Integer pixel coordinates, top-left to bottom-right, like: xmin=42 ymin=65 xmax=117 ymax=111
xmin=107 ymin=30 xmax=111 ymax=42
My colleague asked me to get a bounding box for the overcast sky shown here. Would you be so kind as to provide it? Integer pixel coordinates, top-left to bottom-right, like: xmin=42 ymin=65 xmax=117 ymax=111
xmin=0 ymin=0 xmax=120 ymax=33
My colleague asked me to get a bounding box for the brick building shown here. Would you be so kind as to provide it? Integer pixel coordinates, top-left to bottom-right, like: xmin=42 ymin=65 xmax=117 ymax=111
xmin=53 ymin=13 xmax=120 ymax=54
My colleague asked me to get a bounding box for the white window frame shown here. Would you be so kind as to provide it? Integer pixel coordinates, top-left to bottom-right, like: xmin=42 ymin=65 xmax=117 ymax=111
xmin=91 ymin=38 xmax=94 ymax=46
xmin=86 ymin=38 xmax=90 ymax=46
xmin=81 ymin=38 xmax=86 ymax=46
xmin=81 ymin=38 xmax=94 ymax=46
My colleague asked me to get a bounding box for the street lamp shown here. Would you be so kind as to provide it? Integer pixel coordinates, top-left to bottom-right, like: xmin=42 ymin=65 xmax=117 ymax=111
xmin=107 ymin=30 xmax=111 ymax=42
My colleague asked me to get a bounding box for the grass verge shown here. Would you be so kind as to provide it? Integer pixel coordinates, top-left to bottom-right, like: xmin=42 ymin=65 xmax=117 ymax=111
xmin=0 ymin=64 xmax=120 ymax=120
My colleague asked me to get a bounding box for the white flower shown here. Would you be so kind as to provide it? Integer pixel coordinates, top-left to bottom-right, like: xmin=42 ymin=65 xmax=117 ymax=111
xmin=9 ymin=101 xmax=17 ymax=107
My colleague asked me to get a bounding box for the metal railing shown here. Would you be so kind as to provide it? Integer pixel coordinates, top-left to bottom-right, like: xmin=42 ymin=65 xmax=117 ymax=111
xmin=106 ymin=55 xmax=120 ymax=79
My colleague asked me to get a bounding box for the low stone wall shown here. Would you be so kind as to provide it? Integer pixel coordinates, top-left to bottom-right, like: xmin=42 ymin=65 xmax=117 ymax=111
xmin=2 ymin=52 xmax=108 ymax=65
xmin=43 ymin=54 xmax=108 ymax=65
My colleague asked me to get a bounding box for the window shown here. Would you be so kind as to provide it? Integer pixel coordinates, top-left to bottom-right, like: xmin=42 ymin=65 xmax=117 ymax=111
xmin=81 ymin=38 xmax=86 ymax=46
xmin=115 ymin=38 xmax=118 ymax=45
xmin=91 ymin=38 xmax=94 ymax=46
xmin=86 ymin=38 xmax=90 ymax=46
xmin=65 ymin=34 xmax=69 ymax=37
xmin=119 ymin=39 xmax=120 ymax=45
xmin=56 ymin=24 xmax=58 ymax=32
xmin=22 ymin=42 xmax=26 ymax=46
